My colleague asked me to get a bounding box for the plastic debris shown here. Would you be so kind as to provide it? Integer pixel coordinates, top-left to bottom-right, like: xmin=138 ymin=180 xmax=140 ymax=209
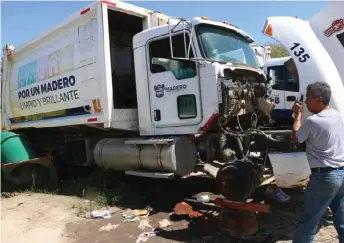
xmin=124 ymin=216 xmax=143 ymax=223
xmin=265 ymin=185 xmax=291 ymax=203
xmin=158 ymin=219 xmax=171 ymax=228
xmin=138 ymin=217 xmax=152 ymax=230
xmin=85 ymin=209 xmax=112 ymax=219
xmin=123 ymin=208 xmax=152 ymax=224
xmin=136 ymin=231 xmax=157 ymax=243
xmin=98 ymin=223 xmax=119 ymax=232
xmin=174 ymin=202 xmax=203 ymax=218
xmin=123 ymin=208 xmax=149 ymax=219
xmin=196 ymin=195 xmax=210 ymax=203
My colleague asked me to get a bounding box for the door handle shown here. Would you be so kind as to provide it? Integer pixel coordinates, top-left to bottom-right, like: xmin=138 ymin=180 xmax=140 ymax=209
xmin=154 ymin=109 xmax=161 ymax=121
xmin=287 ymin=96 xmax=296 ymax=102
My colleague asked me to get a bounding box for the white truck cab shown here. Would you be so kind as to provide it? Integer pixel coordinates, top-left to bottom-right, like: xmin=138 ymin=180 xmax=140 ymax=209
xmin=134 ymin=16 xmax=267 ymax=135
xmin=262 ymin=1 xmax=344 ymax=188
xmin=263 ymin=56 xmax=299 ymax=125
xmin=263 ymin=1 xmax=344 ymax=119
xmin=251 ymin=44 xmax=271 ymax=68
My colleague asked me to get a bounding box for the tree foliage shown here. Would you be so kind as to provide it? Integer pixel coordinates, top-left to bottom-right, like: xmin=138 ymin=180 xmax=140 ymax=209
xmin=269 ymin=44 xmax=289 ymax=58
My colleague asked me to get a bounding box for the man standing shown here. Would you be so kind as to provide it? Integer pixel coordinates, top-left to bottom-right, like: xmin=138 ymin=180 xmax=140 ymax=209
xmin=291 ymin=82 xmax=344 ymax=243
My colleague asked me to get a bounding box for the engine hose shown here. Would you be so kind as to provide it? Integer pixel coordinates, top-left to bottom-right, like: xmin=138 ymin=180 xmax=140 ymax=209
xmin=235 ymin=137 xmax=244 ymax=160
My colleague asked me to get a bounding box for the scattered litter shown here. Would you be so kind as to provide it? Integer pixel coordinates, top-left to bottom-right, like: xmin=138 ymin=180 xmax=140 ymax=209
xmin=138 ymin=217 xmax=152 ymax=230
xmin=98 ymin=223 xmax=119 ymax=232
xmin=196 ymin=195 xmax=210 ymax=203
xmin=182 ymin=171 xmax=207 ymax=178
xmin=124 ymin=216 xmax=143 ymax=223
xmin=136 ymin=231 xmax=157 ymax=243
xmin=158 ymin=219 xmax=171 ymax=228
xmin=123 ymin=208 xmax=150 ymax=219
xmin=85 ymin=209 xmax=112 ymax=219
xmin=174 ymin=202 xmax=203 ymax=218
xmin=123 ymin=208 xmax=152 ymax=224
xmin=265 ymin=185 xmax=291 ymax=203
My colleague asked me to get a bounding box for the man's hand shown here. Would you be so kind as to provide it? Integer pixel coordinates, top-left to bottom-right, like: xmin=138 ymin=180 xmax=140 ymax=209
xmin=292 ymin=101 xmax=303 ymax=115
xmin=291 ymin=102 xmax=303 ymax=143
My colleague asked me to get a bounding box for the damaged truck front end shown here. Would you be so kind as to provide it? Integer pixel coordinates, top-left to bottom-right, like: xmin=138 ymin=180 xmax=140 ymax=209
xmin=176 ymin=19 xmax=278 ymax=201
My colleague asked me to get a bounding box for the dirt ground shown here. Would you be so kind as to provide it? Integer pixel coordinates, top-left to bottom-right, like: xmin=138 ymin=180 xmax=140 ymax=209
xmin=1 ymin=170 xmax=340 ymax=243
xmin=1 ymin=193 xmax=82 ymax=243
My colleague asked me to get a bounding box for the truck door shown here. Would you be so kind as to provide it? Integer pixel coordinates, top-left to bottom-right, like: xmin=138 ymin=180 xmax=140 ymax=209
xmin=283 ymin=57 xmax=300 ymax=110
xmin=284 ymin=70 xmax=299 ymax=110
xmin=268 ymin=64 xmax=300 ymax=123
xmin=147 ymin=32 xmax=202 ymax=128
xmin=267 ymin=65 xmax=286 ymax=115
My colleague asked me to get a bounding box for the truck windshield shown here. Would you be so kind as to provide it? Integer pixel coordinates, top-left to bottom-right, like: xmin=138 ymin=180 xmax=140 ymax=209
xmin=196 ymin=24 xmax=260 ymax=68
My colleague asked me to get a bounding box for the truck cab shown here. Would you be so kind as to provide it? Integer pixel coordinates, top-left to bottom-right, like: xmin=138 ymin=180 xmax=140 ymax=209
xmin=262 ymin=1 xmax=344 ymax=188
xmin=264 ymin=56 xmax=300 ymax=125
xmin=251 ymin=44 xmax=271 ymax=68
xmin=133 ymin=17 xmax=271 ymax=136
xmin=263 ymin=2 xmax=344 ymax=118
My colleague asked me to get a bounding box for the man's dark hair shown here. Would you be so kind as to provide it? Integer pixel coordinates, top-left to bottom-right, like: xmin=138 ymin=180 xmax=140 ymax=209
xmin=307 ymin=82 xmax=331 ymax=105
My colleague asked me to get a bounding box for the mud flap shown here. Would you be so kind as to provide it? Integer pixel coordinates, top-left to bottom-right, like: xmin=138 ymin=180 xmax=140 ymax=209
xmin=1 ymin=156 xmax=58 ymax=190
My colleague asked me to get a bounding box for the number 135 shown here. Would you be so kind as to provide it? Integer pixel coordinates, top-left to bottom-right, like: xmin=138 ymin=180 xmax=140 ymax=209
xmin=290 ymin=43 xmax=310 ymax=63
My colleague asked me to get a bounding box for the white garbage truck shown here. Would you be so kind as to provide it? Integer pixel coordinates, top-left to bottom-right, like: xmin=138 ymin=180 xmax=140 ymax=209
xmin=261 ymin=1 xmax=344 ymax=189
xmin=262 ymin=56 xmax=298 ymax=126
xmin=1 ymin=0 xmax=278 ymax=200
xmin=251 ymin=44 xmax=271 ymax=68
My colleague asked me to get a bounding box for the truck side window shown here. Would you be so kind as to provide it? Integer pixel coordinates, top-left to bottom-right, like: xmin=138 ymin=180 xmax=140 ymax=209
xmin=284 ymin=71 xmax=299 ymax=92
xmin=149 ymin=33 xmax=197 ymax=80
xmin=177 ymin=94 xmax=197 ymax=119
xmin=268 ymin=66 xmax=285 ymax=91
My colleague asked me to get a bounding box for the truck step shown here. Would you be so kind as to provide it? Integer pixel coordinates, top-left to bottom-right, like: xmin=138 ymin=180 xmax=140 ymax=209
xmin=125 ymin=170 xmax=175 ymax=179
xmin=124 ymin=138 xmax=174 ymax=145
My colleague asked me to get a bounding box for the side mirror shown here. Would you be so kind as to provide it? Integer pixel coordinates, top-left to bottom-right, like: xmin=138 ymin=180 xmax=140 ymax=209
xmin=168 ymin=18 xmax=194 ymax=61
xmin=268 ymin=69 xmax=276 ymax=86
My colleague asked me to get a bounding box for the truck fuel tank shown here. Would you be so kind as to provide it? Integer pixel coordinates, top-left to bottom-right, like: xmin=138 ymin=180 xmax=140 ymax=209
xmin=93 ymin=136 xmax=197 ymax=176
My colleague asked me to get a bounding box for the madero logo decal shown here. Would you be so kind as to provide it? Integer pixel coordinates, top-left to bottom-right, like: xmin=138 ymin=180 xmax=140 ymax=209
xmin=154 ymin=84 xmax=187 ymax=98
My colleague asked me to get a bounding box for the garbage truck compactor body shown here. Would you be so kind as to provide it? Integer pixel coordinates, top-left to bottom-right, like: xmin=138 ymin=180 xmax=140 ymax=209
xmin=1 ymin=0 xmax=279 ymax=200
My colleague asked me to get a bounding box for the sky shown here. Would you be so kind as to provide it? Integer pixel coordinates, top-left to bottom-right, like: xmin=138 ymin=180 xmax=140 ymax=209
xmin=1 ymin=1 xmax=328 ymax=48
